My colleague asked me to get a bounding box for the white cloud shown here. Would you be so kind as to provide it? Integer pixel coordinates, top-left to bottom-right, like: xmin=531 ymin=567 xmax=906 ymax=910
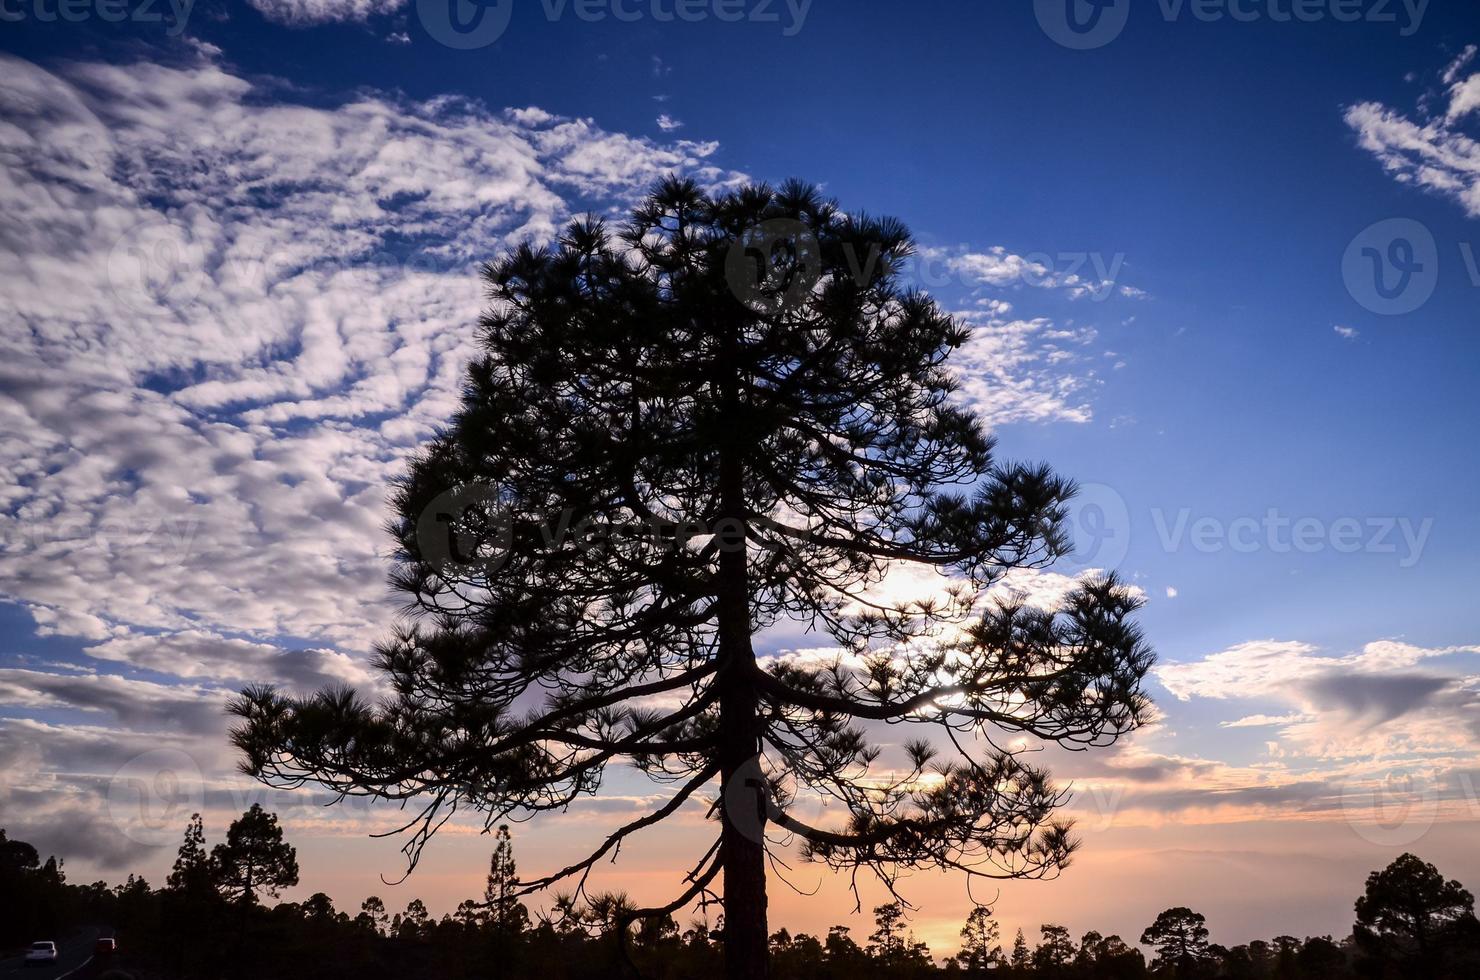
xmin=1158 ymin=639 xmax=1480 ymax=703
xmin=949 ymin=313 xmax=1097 ymax=426
xmin=1333 ymin=324 xmax=1359 ymax=340
xmin=0 ymin=52 xmax=748 ymax=661
xmin=922 ymin=245 xmax=1132 ymax=301
xmin=657 ymin=113 xmax=683 ymax=132
xmin=1344 ymin=51 xmax=1480 ymax=217
xmin=1157 ymin=638 xmax=1480 ymax=763
xmin=0 ymin=51 xmax=1116 ymax=878
xmin=1219 ymin=713 xmax=1307 ymax=729
xmin=247 ymin=0 xmax=405 ymax=25
xmin=1441 ymin=45 xmax=1477 ymax=86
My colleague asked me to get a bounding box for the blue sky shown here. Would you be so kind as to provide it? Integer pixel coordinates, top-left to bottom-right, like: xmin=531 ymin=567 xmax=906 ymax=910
xmin=3 ymin=0 xmax=1480 ymax=955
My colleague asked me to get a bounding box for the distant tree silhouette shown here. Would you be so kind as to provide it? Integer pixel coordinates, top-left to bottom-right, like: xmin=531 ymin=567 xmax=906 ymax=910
xmin=358 ymin=895 xmax=389 ymax=934
xmin=864 ymin=900 xmax=930 ymax=970
xmin=955 ymin=905 xmax=1001 ymax=973
xmin=210 ymin=804 xmax=299 ymax=905
xmin=1075 ymin=929 xmax=1103 ymax=970
xmin=166 ymin=813 xmax=214 ymax=897
xmin=230 ymin=178 xmax=1155 ymax=979
xmin=770 ymin=926 xmax=825 ymax=977
xmin=17 ymin=822 xmax=1480 ymax=980
xmin=869 ymin=901 xmax=909 ymax=961
xmin=1354 ymin=852 xmax=1477 ymax=977
xmin=0 ymin=828 xmax=65 ymax=948
xmin=825 ymin=924 xmax=866 ymax=968
xmin=1081 ymin=933 xmax=1147 ymax=979
xmin=397 ymin=897 xmax=431 ymax=940
xmin=1032 ymin=923 xmax=1074 ymax=976
xmin=1294 ymin=935 xmax=1349 ymax=978
xmin=303 ymin=891 xmax=339 ymax=923
xmin=0 ymin=828 xmax=39 ymax=875
xmin=485 ymin=824 xmax=529 ymax=934
xmin=1011 ymin=928 xmax=1030 ymax=971
xmin=1140 ymin=908 xmax=1211 ymax=977
xmin=162 ymin=813 xmax=220 ymax=974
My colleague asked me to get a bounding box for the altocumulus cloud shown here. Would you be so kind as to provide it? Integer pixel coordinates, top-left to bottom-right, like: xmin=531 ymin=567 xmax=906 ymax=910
xmin=0 ymin=51 xmax=1103 ymax=869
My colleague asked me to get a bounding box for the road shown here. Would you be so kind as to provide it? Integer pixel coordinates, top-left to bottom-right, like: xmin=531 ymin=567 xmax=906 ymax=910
xmin=0 ymin=928 xmax=106 ymax=980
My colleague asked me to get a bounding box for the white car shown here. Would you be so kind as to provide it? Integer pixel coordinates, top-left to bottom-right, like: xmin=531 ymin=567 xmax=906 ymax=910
xmin=23 ymin=941 xmax=58 ymax=966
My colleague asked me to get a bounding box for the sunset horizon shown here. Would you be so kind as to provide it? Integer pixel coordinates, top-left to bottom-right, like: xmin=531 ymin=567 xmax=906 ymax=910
xmin=3 ymin=3 xmax=1480 ymax=978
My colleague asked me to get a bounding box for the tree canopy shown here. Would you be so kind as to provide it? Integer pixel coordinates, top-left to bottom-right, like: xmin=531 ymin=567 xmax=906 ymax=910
xmin=1354 ymin=851 xmax=1478 ymax=975
xmin=230 ymin=177 xmax=1154 ymax=979
xmin=1139 ymin=907 xmax=1211 ymax=976
xmin=210 ymin=803 xmax=300 ymax=905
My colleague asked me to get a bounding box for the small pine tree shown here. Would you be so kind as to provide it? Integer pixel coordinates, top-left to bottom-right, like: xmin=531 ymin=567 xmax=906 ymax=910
xmin=1011 ymin=928 xmax=1029 ymax=969
xmin=868 ymin=901 xmax=907 ymax=962
xmin=1034 ymin=923 xmax=1075 ymax=972
xmin=454 ymin=899 xmax=485 ymax=930
xmin=398 ymin=898 xmax=430 ymax=940
xmin=484 ymin=824 xmax=529 ymax=933
xmin=956 ymin=905 xmax=1001 ymax=973
xmin=358 ymin=895 xmax=388 ymax=935
xmin=1140 ymin=907 xmax=1211 ymax=975
xmin=210 ymin=804 xmax=299 ymax=905
xmin=167 ymin=813 xmax=213 ymax=897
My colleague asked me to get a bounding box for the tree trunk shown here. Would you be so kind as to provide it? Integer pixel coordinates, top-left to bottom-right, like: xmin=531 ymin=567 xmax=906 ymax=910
xmin=716 ymin=386 xmax=768 ymax=980
xmin=719 ymin=677 xmax=768 ymax=980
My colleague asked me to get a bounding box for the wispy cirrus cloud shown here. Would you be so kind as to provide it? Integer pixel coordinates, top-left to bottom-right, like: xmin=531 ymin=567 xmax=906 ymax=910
xmin=1345 ymin=45 xmax=1480 ymax=217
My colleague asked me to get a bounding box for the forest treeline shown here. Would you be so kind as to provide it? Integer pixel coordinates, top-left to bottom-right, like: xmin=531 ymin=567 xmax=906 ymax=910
xmin=3 ymin=811 xmax=1478 ymax=980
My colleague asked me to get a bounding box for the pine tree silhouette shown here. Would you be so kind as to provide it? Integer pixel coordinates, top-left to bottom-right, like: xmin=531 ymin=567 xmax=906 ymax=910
xmin=231 ymin=178 xmax=1154 ymax=979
